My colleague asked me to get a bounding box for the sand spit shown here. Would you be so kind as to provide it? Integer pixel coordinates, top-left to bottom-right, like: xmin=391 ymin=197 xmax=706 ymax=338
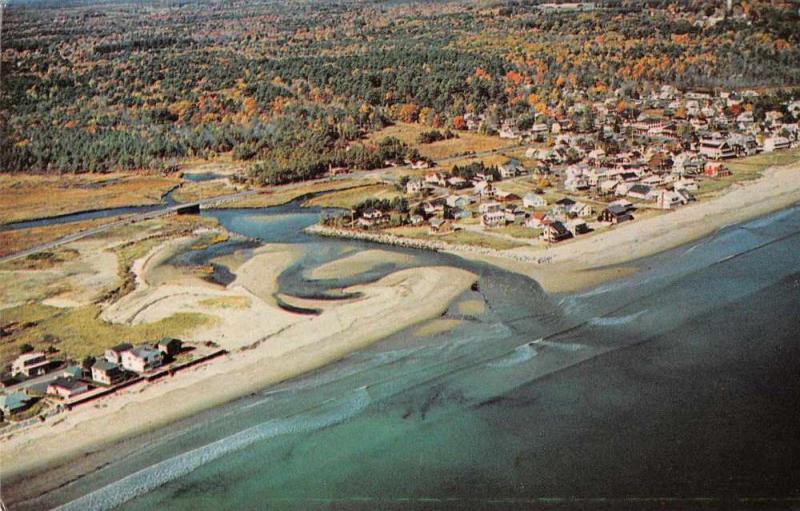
xmin=0 ymin=238 xmax=475 ymax=492
xmin=306 ymin=249 xmax=414 ymax=280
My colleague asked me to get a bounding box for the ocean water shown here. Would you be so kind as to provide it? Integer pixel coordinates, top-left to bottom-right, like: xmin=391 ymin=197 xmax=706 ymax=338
xmin=24 ymin=204 xmax=800 ymax=510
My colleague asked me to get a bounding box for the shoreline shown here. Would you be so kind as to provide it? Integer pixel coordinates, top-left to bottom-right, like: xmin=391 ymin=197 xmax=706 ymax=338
xmin=0 ymin=257 xmax=476 ymax=507
xmin=308 ymin=160 xmax=800 ymax=293
xmin=1 ymin=159 xmax=798 ymax=507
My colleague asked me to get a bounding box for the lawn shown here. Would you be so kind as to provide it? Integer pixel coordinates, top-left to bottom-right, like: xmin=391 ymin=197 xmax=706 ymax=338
xmin=495 ymin=224 xmax=540 ymax=239
xmin=386 ymin=225 xmax=526 ymax=250
xmin=169 ymin=179 xmax=241 ymax=203
xmin=304 ymin=184 xmax=402 ymax=209
xmin=439 ymin=230 xmax=526 ymax=250
xmin=220 ymin=177 xmax=377 ymax=208
xmin=0 ymin=173 xmax=180 ymax=225
xmin=698 ymin=148 xmax=800 ymax=198
xmin=368 ymin=122 xmax=518 ymax=161
xmin=0 ymin=217 xmax=125 ymax=258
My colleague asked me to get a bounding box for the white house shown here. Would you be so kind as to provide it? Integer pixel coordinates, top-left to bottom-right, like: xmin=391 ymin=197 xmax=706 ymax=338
xmin=91 ymin=360 xmax=124 ymax=385
xmin=104 ymin=343 xmax=133 ymax=365
xmin=656 ymin=190 xmax=688 ymax=209
xmin=763 ymin=136 xmax=790 ymax=153
xmin=699 ymin=137 xmax=735 ymax=160
xmin=11 ymin=352 xmax=50 ymax=377
xmin=446 ymin=195 xmax=470 ymax=208
xmin=406 ymin=179 xmax=425 ymax=195
xmin=498 ymin=159 xmax=527 ymax=178
xmin=674 ymin=177 xmax=698 ymax=192
xmin=522 ymin=193 xmax=547 ymax=208
xmin=478 ymin=202 xmax=502 ymax=214
xmin=121 ymin=345 xmax=164 ymax=374
xmin=567 ymin=202 xmax=593 ymax=218
xmin=481 ymin=210 xmax=506 ymax=227
xmin=473 ymin=181 xmax=495 ymax=200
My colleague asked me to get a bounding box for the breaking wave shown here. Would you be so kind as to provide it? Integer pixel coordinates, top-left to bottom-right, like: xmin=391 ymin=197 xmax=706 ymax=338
xmin=56 ymin=387 xmax=371 ymax=511
xmin=588 ymin=310 xmax=645 ymax=326
xmin=532 ymin=339 xmax=587 ymax=352
xmin=488 ymin=342 xmax=539 ymax=368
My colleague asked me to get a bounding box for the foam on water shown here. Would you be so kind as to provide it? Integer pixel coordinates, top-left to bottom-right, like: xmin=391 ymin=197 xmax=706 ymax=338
xmin=532 ymin=339 xmax=587 ymax=352
xmin=281 ymin=346 xmax=425 ymax=395
xmin=56 ymin=388 xmax=371 ymax=511
xmin=487 ymin=342 xmax=539 ymax=368
xmin=588 ymin=310 xmax=646 ymax=327
xmin=740 ymin=207 xmax=797 ymax=230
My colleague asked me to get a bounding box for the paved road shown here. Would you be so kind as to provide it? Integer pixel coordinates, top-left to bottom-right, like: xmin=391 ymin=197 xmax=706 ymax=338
xmin=0 ymin=190 xmax=257 ymax=264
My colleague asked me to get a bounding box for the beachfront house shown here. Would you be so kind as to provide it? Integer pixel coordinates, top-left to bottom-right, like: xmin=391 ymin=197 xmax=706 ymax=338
xmin=481 ymin=210 xmax=507 ymax=228
xmin=105 ymin=343 xmax=133 ymax=365
xmin=121 ymin=345 xmax=164 ymax=374
xmin=0 ymin=392 xmax=33 ymax=417
xmin=157 ymin=338 xmax=183 ymax=357
xmin=763 ymin=136 xmax=790 ymax=153
xmin=598 ymin=205 xmax=634 ymax=224
xmin=627 ymin=184 xmax=655 ymax=201
xmin=699 ymin=137 xmax=735 ymax=160
xmin=504 ymin=205 xmax=526 ymax=224
xmin=429 ymin=218 xmax=453 ymax=234
xmin=11 ymin=352 xmax=51 ymax=378
xmin=47 ymin=377 xmax=89 ymax=399
xmin=656 ymin=190 xmax=688 ymax=209
xmin=540 ymin=221 xmax=573 ymax=243
xmin=526 ymin=211 xmax=550 ymax=228
xmin=704 ymin=162 xmax=732 ymax=178
xmin=91 ymin=360 xmax=125 ymax=386
xmin=358 ymin=209 xmax=389 ymax=228
xmin=567 ymin=219 xmax=590 ymax=235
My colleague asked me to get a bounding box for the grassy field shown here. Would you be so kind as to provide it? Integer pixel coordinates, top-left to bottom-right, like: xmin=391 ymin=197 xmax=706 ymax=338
xmin=387 ymin=225 xmax=526 ymax=250
xmin=368 ymin=122 xmax=517 ymax=161
xmin=0 ymin=303 xmax=212 ymax=368
xmin=0 ymin=173 xmax=180 ymax=225
xmin=304 ymin=184 xmax=402 ymax=209
xmin=0 ymin=214 xmax=229 ymax=368
xmin=495 ymin=224 xmax=540 ymax=239
xmin=698 ymin=148 xmax=800 ymax=198
xmin=198 ymin=296 xmax=250 ymax=309
xmin=221 ymin=177 xmax=377 ymax=208
xmin=0 ymin=217 xmax=125 ymax=258
xmin=0 ymin=248 xmax=80 ymax=270
xmin=169 ymin=179 xmax=241 ymax=203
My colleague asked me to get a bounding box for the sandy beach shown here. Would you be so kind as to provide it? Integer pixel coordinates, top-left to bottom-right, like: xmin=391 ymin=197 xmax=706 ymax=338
xmin=487 ymin=160 xmax=800 ymax=292
xmin=0 ymin=233 xmax=475 ymax=499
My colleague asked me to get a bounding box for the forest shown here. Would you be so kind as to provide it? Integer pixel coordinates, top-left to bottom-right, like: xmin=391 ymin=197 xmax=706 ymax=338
xmin=1 ymin=0 xmax=799 ymax=183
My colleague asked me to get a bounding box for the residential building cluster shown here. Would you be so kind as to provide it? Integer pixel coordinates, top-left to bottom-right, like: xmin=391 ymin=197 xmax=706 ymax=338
xmin=0 ymin=338 xmax=184 ymax=421
xmin=348 ymin=88 xmax=798 ymax=245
